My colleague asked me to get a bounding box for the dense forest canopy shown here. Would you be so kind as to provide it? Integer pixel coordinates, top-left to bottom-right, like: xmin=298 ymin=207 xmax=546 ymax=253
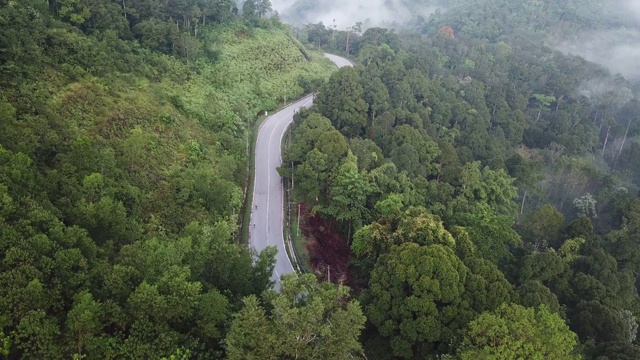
xmin=3 ymin=0 xmax=640 ymax=358
xmin=0 ymin=0 xmax=338 ymax=358
xmin=278 ymin=0 xmax=640 ymax=358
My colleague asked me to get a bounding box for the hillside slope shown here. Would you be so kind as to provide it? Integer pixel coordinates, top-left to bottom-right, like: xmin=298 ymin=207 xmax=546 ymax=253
xmin=0 ymin=1 xmax=333 ymax=357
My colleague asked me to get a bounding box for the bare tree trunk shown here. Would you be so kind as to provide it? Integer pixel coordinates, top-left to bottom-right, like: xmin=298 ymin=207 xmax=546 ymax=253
xmin=345 ymin=30 xmax=351 ymax=54
xmin=618 ymin=119 xmax=632 ymax=158
xmin=559 ymin=183 xmax=569 ymax=210
xmin=601 ymin=125 xmax=611 ymax=158
xmin=555 ymin=95 xmax=563 ymax=111
xmin=613 ymin=118 xmax=632 ymax=169
xmin=122 ymin=0 xmax=127 ymax=19
xmin=520 ymin=190 xmax=527 ymax=215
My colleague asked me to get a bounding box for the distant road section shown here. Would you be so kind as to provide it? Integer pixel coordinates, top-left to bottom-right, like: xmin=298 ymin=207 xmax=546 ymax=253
xmin=324 ymin=53 xmax=354 ymax=68
xmin=250 ymin=53 xmax=353 ymax=284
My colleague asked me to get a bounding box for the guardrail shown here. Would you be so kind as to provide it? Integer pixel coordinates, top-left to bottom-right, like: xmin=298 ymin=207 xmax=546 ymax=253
xmin=282 ymin=127 xmax=310 ymax=274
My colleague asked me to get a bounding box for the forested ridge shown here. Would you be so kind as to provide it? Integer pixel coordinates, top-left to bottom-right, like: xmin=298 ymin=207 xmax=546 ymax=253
xmin=0 ymin=0 xmax=341 ymax=357
xmin=277 ymin=0 xmax=640 ymax=359
xmin=4 ymin=0 xmax=640 ymax=358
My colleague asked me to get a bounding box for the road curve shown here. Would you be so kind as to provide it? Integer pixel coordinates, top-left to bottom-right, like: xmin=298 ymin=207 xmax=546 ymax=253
xmin=250 ymin=53 xmax=353 ymax=285
xmin=323 ymin=53 xmax=354 ymax=68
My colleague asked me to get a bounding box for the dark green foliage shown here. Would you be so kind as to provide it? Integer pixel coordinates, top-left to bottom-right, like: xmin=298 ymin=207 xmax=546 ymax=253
xmin=366 ymin=243 xmax=469 ymax=358
xmin=315 ymin=67 xmax=369 ymax=137
xmin=0 ymin=1 xmax=333 ymax=358
xmin=5 ymin=0 xmax=640 ymax=358
xmin=283 ymin=2 xmax=640 ymax=359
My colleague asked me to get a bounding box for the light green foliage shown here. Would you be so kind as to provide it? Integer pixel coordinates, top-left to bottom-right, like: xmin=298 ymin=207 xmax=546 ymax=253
xmin=322 ymin=150 xmax=376 ymax=236
xmin=574 ymin=193 xmax=598 ymax=219
xmin=457 ymin=161 xmax=518 ymax=214
xmin=458 ymin=203 xmax=520 ymax=264
xmin=0 ymin=331 xmax=9 ymax=358
xmin=559 ymin=237 xmax=586 ymax=263
xmin=394 ymin=207 xmax=456 ymax=247
xmin=352 ymin=206 xmax=454 ymax=261
xmin=225 ymin=274 xmax=366 ymax=359
xmin=0 ymin=2 xmax=330 ymax=358
xmin=15 ymin=310 xmax=62 ymax=359
xmin=458 ymin=303 xmax=580 ymax=360
xmin=181 ymin=26 xmax=333 ymax=121
xmin=58 ymin=0 xmax=90 ymax=25
xmin=374 ymin=193 xmax=404 ymax=223
xmin=225 ymin=295 xmax=277 ymax=360
xmin=619 ymin=309 xmax=638 ymax=344
xmin=351 ymin=222 xmax=393 ymax=259
xmin=66 ymin=291 xmax=103 ymax=356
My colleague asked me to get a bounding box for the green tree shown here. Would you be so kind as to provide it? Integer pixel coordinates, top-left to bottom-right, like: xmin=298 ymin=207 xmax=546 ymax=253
xmin=15 ymin=310 xmax=62 ymax=359
xmin=66 ymin=290 xmax=103 ymax=357
xmin=225 ymin=274 xmax=365 ymax=359
xmin=458 ymin=203 xmax=520 ymax=264
xmin=133 ymin=18 xmax=169 ymax=50
xmin=518 ymin=204 xmax=565 ymax=249
xmin=315 ymin=67 xmax=369 ymax=137
xmin=322 ymin=150 xmax=376 ymax=240
xmin=242 ymin=0 xmax=271 ymax=25
xmin=517 ymin=280 xmax=561 ymax=314
xmin=456 ymin=161 xmax=517 ymax=214
xmin=225 ymin=295 xmax=277 ymax=360
xmin=362 ymin=75 xmax=390 ymax=131
xmin=366 ymin=242 xmax=468 ymax=358
xmin=58 ymin=0 xmax=91 ymax=25
xmin=284 ymin=113 xmax=334 ymax=163
xmin=458 ymin=303 xmax=580 ymax=360
xmin=294 ymin=148 xmax=329 ymax=205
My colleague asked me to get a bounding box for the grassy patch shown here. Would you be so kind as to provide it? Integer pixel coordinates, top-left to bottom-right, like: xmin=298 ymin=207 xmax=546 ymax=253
xmin=290 ymin=202 xmax=312 ymax=273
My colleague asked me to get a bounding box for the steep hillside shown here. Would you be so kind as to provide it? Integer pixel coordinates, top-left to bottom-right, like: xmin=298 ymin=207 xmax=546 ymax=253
xmin=0 ymin=1 xmax=333 ymax=358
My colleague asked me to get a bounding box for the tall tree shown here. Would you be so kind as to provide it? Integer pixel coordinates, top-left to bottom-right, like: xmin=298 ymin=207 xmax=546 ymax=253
xmin=458 ymin=303 xmax=580 ymax=360
xmin=225 ymin=274 xmax=365 ymax=359
xmin=366 ymin=242 xmax=469 ymax=358
xmin=315 ymin=67 xmax=369 ymax=137
xmin=322 ymin=150 xmax=376 ymax=240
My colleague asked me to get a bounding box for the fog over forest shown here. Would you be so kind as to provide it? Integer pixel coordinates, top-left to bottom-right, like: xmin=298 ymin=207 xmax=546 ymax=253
xmin=273 ymin=0 xmax=640 ymax=82
xmin=271 ymin=0 xmax=441 ymax=29
xmin=556 ymin=0 xmax=640 ymax=82
xmin=6 ymin=0 xmax=640 ymax=358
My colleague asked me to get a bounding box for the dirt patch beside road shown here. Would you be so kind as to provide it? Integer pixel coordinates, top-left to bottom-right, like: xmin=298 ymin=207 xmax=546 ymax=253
xmin=300 ymin=204 xmax=351 ymax=285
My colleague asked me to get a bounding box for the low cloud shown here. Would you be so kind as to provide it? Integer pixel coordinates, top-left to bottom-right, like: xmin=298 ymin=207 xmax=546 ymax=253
xmin=271 ymin=0 xmax=440 ymax=29
xmin=555 ymin=0 xmax=640 ymax=83
xmin=557 ymin=28 xmax=640 ymax=82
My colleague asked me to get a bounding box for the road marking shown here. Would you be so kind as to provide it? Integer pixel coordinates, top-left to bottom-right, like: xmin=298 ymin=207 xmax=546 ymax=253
xmin=250 ymin=92 xmax=331 ymax=286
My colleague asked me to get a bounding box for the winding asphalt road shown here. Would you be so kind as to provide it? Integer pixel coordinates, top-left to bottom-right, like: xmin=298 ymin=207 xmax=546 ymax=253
xmin=250 ymin=53 xmax=353 ymax=285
